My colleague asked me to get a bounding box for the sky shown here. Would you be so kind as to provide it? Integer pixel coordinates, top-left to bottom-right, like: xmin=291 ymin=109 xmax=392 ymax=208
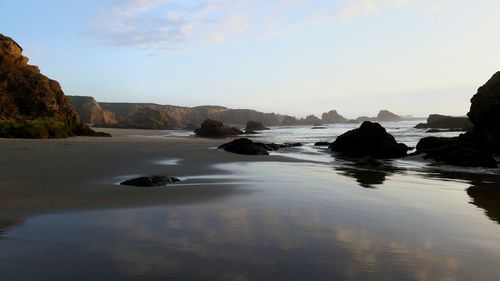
xmin=1 ymin=0 xmax=500 ymax=118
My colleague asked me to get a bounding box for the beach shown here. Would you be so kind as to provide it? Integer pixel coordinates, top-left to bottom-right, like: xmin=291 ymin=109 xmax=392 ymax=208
xmin=1 ymin=127 xmax=500 ymax=280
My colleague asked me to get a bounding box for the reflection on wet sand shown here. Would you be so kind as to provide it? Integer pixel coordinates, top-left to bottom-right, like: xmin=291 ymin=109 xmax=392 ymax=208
xmin=467 ymin=183 xmax=500 ymax=224
xmin=0 ymin=218 xmax=24 ymax=238
xmin=333 ymin=160 xmax=405 ymax=188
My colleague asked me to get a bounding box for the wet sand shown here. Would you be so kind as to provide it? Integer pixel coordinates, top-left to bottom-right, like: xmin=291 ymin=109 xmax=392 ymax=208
xmin=2 ymin=128 xmax=500 ymax=281
xmin=0 ymin=128 xmax=297 ymax=216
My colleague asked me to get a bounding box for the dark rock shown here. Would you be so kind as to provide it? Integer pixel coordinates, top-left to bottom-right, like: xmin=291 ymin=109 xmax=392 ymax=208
xmin=245 ymin=130 xmax=258 ymax=134
xmin=312 ymin=126 xmax=326 ymax=129
xmin=468 ymin=71 xmax=500 ymax=153
xmin=120 ymin=176 xmax=180 ymax=187
xmin=218 ymin=138 xmax=269 ymax=155
xmin=314 ymin=141 xmax=331 ymax=146
xmin=0 ymin=34 xmax=109 ymax=138
xmin=194 ymin=119 xmax=243 ymax=138
xmin=415 ymin=136 xmax=497 ymax=168
xmin=414 ymin=114 xmax=472 ymax=131
xmin=245 ymin=120 xmax=269 ymax=131
xmin=329 ymin=121 xmax=409 ymax=159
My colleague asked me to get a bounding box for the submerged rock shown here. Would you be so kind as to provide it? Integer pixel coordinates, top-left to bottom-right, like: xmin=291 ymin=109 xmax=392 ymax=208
xmin=218 ymin=138 xmax=269 ymax=155
xmin=120 ymin=176 xmax=181 ymax=187
xmin=245 ymin=120 xmax=269 ymax=131
xmin=329 ymin=121 xmax=409 ymax=159
xmin=194 ymin=119 xmax=243 ymax=138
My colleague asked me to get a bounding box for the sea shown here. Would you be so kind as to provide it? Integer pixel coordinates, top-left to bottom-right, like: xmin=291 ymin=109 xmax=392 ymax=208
xmin=1 ymin=120 xmax=500 ymax=281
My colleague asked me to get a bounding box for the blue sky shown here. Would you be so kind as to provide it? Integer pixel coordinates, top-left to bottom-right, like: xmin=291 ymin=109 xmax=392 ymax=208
xmin=2 ymin=0 xmax=500 ymax=118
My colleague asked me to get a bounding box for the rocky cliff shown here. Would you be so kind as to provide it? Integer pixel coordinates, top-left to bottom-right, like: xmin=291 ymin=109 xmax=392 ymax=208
xmin=0 ymin=34 xmax=107 ymax=138
xmin=67 ymin=96 xmax=117 ymax=125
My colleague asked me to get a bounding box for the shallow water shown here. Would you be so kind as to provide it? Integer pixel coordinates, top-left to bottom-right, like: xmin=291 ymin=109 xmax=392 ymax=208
xmin=1 ymin=122 xmax=500 ymax=280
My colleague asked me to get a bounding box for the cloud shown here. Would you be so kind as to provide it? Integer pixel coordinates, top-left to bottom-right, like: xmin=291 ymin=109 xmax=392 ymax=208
xmin=89 ymin=0 xmax=433 ymax=52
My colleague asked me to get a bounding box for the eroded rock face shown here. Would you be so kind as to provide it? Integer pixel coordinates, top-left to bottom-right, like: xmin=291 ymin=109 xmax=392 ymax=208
xmin=468 ymin=71 xmax=500 ymax=153
xmin=194 ymin=119 xmax=243 ymax=138
xmin=0 ymin=34 xmax=108 ymax=138
xmin=329 ymin=121 xmax=409 ymax=159
xmin=67 ymin=96 xmax=117 ymax=126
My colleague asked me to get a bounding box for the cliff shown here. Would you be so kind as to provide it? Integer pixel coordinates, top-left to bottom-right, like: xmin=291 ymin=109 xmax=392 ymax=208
xmin=0 ymin=34 xmax=108 ymax=138
xmin=67 ymin=96 xmax=117 ymax=125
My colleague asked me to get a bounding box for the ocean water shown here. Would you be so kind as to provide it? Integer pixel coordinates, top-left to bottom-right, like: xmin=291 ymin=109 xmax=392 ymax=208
xmin=1 ymin=121 xmax=500 ymax=281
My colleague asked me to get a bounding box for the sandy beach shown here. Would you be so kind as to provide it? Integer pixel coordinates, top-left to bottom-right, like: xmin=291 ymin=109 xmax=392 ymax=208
xmin=0 ymin=128 xmax=301 ymax=216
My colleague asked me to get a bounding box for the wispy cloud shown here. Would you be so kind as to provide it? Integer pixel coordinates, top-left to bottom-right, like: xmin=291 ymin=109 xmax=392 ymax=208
xmin=89 ymin=0 xmax=435 ymax=52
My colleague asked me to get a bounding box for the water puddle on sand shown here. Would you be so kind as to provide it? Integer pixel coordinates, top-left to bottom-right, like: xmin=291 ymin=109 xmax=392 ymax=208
xmin=1 ymin=161 xmax=500 ymax=281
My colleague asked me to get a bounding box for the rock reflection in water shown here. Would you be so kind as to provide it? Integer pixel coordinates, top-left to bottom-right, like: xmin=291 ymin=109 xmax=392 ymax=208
xmin=334 ymin=160 xmax=405 ymax=188
xmin=467 ymin=183 xmax=500 ymax=224
xmin=0 ymin=218 xmax=24 ymax=238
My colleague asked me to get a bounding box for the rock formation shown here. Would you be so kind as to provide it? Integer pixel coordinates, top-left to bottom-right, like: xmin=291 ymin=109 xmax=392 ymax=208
xmin=194 ymin=119 xmax=243 ymax=138
xmin=67 ymin=96 xmax=117 ymax=126
xmin=468 ymin=71 xmax=500 ymax=153
xmin=414 ymin=114 xmax=472 ymax=131
xmin=120 ymin=176 xmax=180 ymax=187
xmin=329 ymin=121 xmax=409 ymax=159
xmin=377 ymin=110 xmax=402 ymax=122
xmin=414 ymin=71 xmax=500 ymax=167
xmin=0 ymin=34 xmax=109 ymax=138
xmin=218 ymin=138 xmax=303 ymax=155
xmin=218 ymin=138 xmax=270 ymax=155
xmin=415 ymin=136 xmax=497 ymax=168
xmin=321 ymin=110 xmax=347 ymax=124
xmin=245 ymin=120 xmax=269 ymax=131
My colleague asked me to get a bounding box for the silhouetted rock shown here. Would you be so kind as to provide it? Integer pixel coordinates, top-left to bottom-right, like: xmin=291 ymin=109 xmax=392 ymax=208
xmin=121 ymin=176 xmax=180 ymax=187
xmin=245 ymin=120 xmax=269 ymax=131
xmin=377 ymin=110 xmax=402 ymax=122
xmin=321 ymin=110 xmax=347 ymax=123
xmin=329 ymin=121 xmax=409 ymax=159
xmin=218 ymin=138 xmax=269 ymax=155
xmin=194 ymin=119 xmax=243 ymax=138
xmin=468 ymin=71 xmax=500 ymax=153
xmin=347 ymin=116 xmax=374 ymax=123
xmin=0 ymin=34 xmax=109 ymax=138
xmin=415 ymin=136 xmax=497 ymax=168
xmin=415 ymin=114 xmax=472 ymax=131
